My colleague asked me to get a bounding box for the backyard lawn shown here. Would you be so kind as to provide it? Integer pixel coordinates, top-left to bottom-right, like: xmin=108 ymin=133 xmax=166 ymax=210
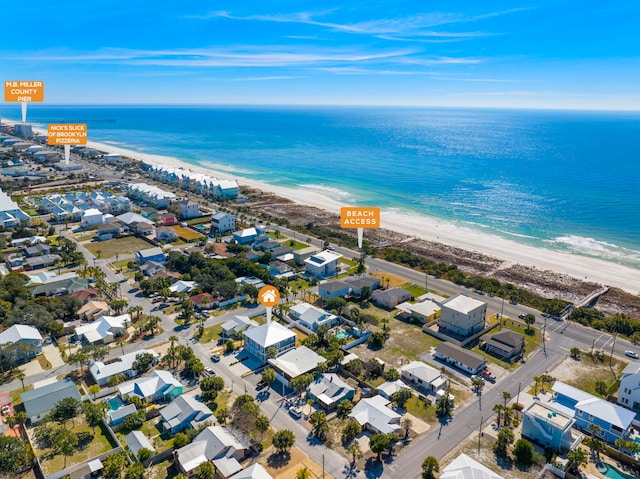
xmin=37 ymin=416 xmax=118 ymax=475
xmin=199 ymin=324 xmax=222 ymax=344
xmin=84 ymin=236 xmax=153 ymax=259
xmin=116 ymin=418 xmax=172 ymax=452
xmin=171 ymin=226 xmax=204 ymax=241
xmin=404 ymin=396 xmax=437 ymax=423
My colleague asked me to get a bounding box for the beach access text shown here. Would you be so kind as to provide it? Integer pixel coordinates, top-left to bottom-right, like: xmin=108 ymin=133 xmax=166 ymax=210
xmin=48 ymin=124 xmax=88 ymax=145
xmin=340 ymin=206 xmax=380 ymax=228
xmin=4 ymin=81 xmax=45 ymax=102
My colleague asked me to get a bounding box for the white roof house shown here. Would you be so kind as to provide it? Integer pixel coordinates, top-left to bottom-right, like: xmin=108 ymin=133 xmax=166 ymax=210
xmin=348 ymin=395 xmax=402 ymax=434
xmin=75 ymin=314 xmax=129 ymax=344
xmin=378 ymin=380 xmax=409 ymax=400
xmin=396 ymin=299 xmax=441 ymax=322
xmin=243 ymin=322 xmax=297 ymax=363
xmin=440 ymin=453 xmax=504 ymax=479
xmin=230 ymin=464 xmax=274 ymax=479
xmin=81 ymin=208 xmax=105 ymax=227
xmin=289 ymin=302 xmax=338 ymax=331
xmin=0 ymin=324 xmax=43 ymax=345
xmin=268 ymin=346 xmax=325 ymax=386
xmin=304 ymin=250 xmax=342 ymax=279
xmin=89 ymin=349 xmax=158 ymax=386
xmin=175 ymin=426 xmax=249 ymax=476
xmin=617 ymin=362 xmax=640 ymax=412
xmin=124 ymin=430 xmax=155 ymax=457
xmin=221 ymin=315 xmax=258 ymax=338
xmin=399 ymin=361 xmax=448 ymax=394
xmin=439 ymin=294 xmax=487 ymax=338
xmin=576 ymin=397 xmax=636 ymax=431
xmin=308 ymin=373 xmax=355 ymax=410
xmin=118 ymin=369 xmax=182 ymax=403
xmin=116 ymin=211 xmax=154 ymax=226
xmin=169 ymin=280 xmax=197 ymax=294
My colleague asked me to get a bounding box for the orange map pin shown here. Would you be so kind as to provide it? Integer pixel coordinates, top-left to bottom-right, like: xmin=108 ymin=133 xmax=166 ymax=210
xmin=258 ymin=285 xmax=280 ymax=307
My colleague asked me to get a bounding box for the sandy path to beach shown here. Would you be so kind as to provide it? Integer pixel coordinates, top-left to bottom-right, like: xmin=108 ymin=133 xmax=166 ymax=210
xmin=87 ymin=140 xmax=640 ymax=295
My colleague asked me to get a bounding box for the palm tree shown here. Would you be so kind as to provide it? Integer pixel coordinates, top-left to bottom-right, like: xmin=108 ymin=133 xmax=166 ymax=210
xmin=17 ymin=371 xmax=26 ymax=390
xmin=567 ymin=448 xmax=588 ymax=473
xmin=421 ymin=456 xmax=439 ymax=479
xmin=116 ymin=337 xmax=126 ymax=356
xmin=502 ymin=391 xmax=512 ymax=408
xmin=493 ymin=404 xmax=504 ymax=428
xmin=533 ymin=376 xmax=541 ymax=396
xmin=401 ymin=417 xmax=413 ymax=439
xmin=347 ymin=443 xmax=362 ymax=466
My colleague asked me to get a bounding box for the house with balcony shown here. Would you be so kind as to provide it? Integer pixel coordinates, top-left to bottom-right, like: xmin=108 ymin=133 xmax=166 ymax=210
xmin=0 ymin=324 xmax=43 ymax=361
xmin=243 ymin=322 xmax=296 ymax=363
xmin=438 ymin=294 xmax=487 ymax=338
xmin=522 ymin=400 xmax=583 ymax=451
xmin=180 ymin=200 xmax=201 ymax=219
xmin=304 ymin=250 xmax=342 ymax=279
xmin=617 ymin=362 xmax=640 ymax=414
xmin=289 ymin=302 xmax=338 ymax=331
xmin=211 ymin=211 xmax=236 ymax=234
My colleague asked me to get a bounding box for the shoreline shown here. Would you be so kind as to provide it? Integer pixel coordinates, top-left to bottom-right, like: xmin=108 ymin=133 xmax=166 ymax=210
xmin=83 ymin=138 xmax=640 ymax=296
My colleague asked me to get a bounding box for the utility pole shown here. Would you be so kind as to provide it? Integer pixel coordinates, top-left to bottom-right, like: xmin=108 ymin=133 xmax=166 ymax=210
xmin=591 ymin=338 xmax=596 ymax=357
xmin=500 ymin=297 xmax=505 ymax=328
xmin=322 ymin=453 xmax=325 ymax=479
xmin=543 ymin=316 xmax=547 ymax=356
xmin=425 ymin=273 xmax=429 ymax=293
xmin=477 ymin=415 xmax=483 ymax=455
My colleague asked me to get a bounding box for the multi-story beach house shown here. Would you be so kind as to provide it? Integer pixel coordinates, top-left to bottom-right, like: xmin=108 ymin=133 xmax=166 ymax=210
xmin=126 ymin=182 xmax=177 ymax=209
xmin=304 ymin=250 xmax=342 ymax=279
xmin=617 ymin=362 xmax=640 ymax=414
xmin=522 ymin=400 xmax=583 ymax=451
xmin=211 ymin=211 xmax=236 ymax=233
xmin=243 ymin=321 xmax=296 ymax=363
xmin=438 ymin=294 xmax=487 ymax=338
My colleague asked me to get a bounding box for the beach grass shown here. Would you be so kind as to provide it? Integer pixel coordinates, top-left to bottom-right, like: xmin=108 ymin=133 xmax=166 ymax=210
xmin=84 ymin=236 xmax=152 ymax=258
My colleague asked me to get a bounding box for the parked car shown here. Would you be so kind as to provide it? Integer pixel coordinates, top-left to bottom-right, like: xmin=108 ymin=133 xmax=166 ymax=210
xmin=204 ymin=367 xmax=216 ymax=376
xmin=625 ymin=350 xmax=639 ymax=359
xmin=481 ymin=369 xmax=496 ymax=381
xmin=1 ymin=405 xmax=10 ymax=415
xmin=289 ymin=406 xmax=303 ymax=418
xmin=211 ymin=354 xmax=220 ymax=362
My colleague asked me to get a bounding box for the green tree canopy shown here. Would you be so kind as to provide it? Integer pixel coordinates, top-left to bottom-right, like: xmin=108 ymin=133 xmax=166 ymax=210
xmin=272 ymin=430 xmax=295 ymax=454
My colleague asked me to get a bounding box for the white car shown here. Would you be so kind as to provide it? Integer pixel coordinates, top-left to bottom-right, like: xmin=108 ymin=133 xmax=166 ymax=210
xmin=289 ymin=406 xmax=303 ymax=418
xmin=625 ymin=350 xmax=639 ymax=359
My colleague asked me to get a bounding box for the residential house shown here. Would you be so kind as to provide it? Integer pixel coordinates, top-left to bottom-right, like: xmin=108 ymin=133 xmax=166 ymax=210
xmin=267 ymin=346 xmax=326 ymax=388
xmin=399 ymin=361 xmax=448 ymax=395
xmin=232 ymin=228 xmax=259 ymax=245
xmin=378 ymin=380 xmax=409 ymax=401
xmin=127 ymin=183 xmax=177 ymax=209
xmin=95 ymin=223 xmax=122 ymax=241
xmin=0 ymin=187 xmax=31 ymax=227
xmin=318 ymin=281 xmax=351 ymax=300
xmin=371 ymin=288 xmax=411 ymax=309
xmin=348 ymin=395 xmax=402 ymax=434
xmin=24 ymin=254 xmax=60 ymax=270
xmin=118 ymin=369 xmax=183 ymax=403
xmin=180 ymin=200 xmax=201 ymax=219
xmin=0 ymin=324 xmax=43 ymax=361
xmin=81 ymin=208 xmax=105 ymax=227
xmin=434 ymin=342 xmax=487 ymax=375
xmin=124 ymin=430 xmax=155 ymax=458
xmin=289 ymin=302 xmax=338 ymax=331
xmin=135 ymin=247 xmax=166 ymax=264
xmin=131 ymin=221 xmax=155 ymax=237
xmin=175 ymin=426 xmax=249 ymax=477
xmin=307 ymin=373 xmax=355 ymax=410
xmin=304 ymin=250 xmax=342 ymax=279
xmin=109 ymin=403 xmax=138 ymax=426
xmin=235 ymin=276 xmax=265 ymax=289
xmin=156 ymin=226 xmax=178 ymax=242
xmin=169 ymin=280 xmax=197 ymax=294
xmin=139 ymin=260 xmax=166 ymax=277
xmin=30 ymin=275 xmax=90 ymax=297
xmin=69 ymin=287 xmax=100 ymax=303
xmin=293 ymin=246 xmax=319 ymax=266
xmin=552 ymin=381 xmax=635 ymax=444
xmin=221 ymin=315 xmax=258 ymax=339
xmin=617 ymin=362 xmax=640 ymax=413
xmin=254 ymin=240 xmax=280 ymax=252
xmin=141 ymin=207 xmax=158 ymax=218
xmin=75 ymin=314 xmax=129 ymax=344
xmin=77 ymin=301 xmax=110 ymax=321
xmin=343 ymin=276 xmax=380 ymax=297
xmin=160 ymin=394 xmax=215 ymax=435
xmin=481 ymin=330 xmax=525 ymax=361
xmin=440 ymin=454 xmax=504 ymax=479
xmin=21 ymin=379 xmax=81 ymax=424
xmin=522 ymin=401 xmax=583 ymax=451
xmin=439 ymin=294 xmax=487 ymax=338
xmin=243 ymin=322 xmax=297 ymax=363
xmin=229 ymin=464 xmax=274 ymax=479
xmin=396 ymin=299 xmax=441 ymax=323
xmin=211 ymin=211 xmax=236 ymax=234
xmin=89 ymin=349 xmax=159 ymax=387
xmin=116 ymin=212 xmax=155 ymax=230
xmin=23 ymin=243 xmax=51 ymax=257
xmin=158 ymin=212 xmax=178 ymax=226
xmin=190 ymin=292 xmax=217 ymax=310
xmin=267 ymin=261 xmax=294 ymax=279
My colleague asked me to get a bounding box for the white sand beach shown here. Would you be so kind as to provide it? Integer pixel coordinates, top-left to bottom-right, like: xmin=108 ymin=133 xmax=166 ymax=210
xmin=86 ymin=139 xmax=640 ymax=295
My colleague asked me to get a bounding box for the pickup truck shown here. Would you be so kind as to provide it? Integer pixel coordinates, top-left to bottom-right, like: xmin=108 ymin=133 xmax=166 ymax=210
xmin=481 ymin=369 xmax=496 ymax=381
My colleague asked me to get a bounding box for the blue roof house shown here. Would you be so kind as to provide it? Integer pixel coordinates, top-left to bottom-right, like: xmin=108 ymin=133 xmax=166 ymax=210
xmin=135 ymin=247 xmax=166 ymax=264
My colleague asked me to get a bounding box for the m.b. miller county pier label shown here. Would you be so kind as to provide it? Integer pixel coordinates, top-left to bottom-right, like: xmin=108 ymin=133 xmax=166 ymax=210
xmin=48 ymin=124 xmax=88 ymax=145
xmin=4 ymin=81 xmax=44 ymax=102
xmin=340 ymin=206 xmax=380 ymax=248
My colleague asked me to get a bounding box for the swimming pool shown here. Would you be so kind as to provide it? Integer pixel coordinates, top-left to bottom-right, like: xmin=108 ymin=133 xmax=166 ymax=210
xmin=107 ymin=397 xmax=126 ymax=414
xmin=335 ymin=331 xmax=349 ymax=339
xmin=596 ymin=462 xmax=637 ymax=479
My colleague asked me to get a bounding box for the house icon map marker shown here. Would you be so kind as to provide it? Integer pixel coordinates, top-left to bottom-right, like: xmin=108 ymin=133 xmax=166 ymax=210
xmin=258 ymin=285 xmax=280 ymax=323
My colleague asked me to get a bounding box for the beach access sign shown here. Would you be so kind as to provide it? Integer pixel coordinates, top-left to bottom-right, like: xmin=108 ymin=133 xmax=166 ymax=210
xmin=48 ymin=124 xmax=87 ymax=145
xmin=340 ymin=207 xmax=380 ymax=228
xmin=4 ymin=81 xmax=44 ymax=102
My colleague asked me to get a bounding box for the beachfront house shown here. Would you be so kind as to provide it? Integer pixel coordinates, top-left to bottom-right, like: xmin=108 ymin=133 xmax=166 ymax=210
xmin=211 ymin=211 xmax=236 ymax=234
xmin=127 ymin=183 xmax=177 ymax=209
xmin=617 ymin=362 xmax=640 ymax=413
xmin=304 ymin=250 xmax=342 ymax=279
xmin=438 ymin=294 xmax=487 ymax=338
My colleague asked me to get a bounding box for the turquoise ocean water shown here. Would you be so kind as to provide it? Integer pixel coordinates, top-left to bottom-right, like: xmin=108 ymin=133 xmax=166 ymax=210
xmin=1 ymin=105 xmax=639 ymax=268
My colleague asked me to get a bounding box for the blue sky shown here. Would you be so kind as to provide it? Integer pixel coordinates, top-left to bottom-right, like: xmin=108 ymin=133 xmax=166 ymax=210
xmin=2 ymin=1 xmax=639 ymax=109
